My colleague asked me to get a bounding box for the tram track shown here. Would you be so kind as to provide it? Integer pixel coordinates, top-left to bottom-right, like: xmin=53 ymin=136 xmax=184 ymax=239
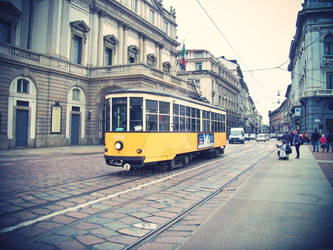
xmin=0 ymin=143 xmax=265 ymax=235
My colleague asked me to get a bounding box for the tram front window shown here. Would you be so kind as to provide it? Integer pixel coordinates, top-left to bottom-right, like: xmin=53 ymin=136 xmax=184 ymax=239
xmin=112 ymin=98 xmax=127 ymax=131
xmin=130 ymin=97 xmax=143 ymax=131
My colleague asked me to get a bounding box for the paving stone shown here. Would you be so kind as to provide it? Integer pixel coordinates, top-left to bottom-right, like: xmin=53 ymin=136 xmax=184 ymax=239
xmin=30 ymin=208 xmax=51 ymax=215
xmin=0 ymin=205 xmax=22 ymax=212
xmin=91 ymin=204 xmax=112 ymax=210
xmin=16 ymin=226 xmax=46 ymax=237
xmin=79 ymin=207 xmax=101 ymax=215
xmin=57 ymin=228 xmax=88 ymax=236
xmin=137 ymin=242 xmax=175 ymax=250
xmin=90 ymin=228 xmax=118 ymax=238
xmin=118 ymin=216 xmax=142 ymax=225
xmin=142 ymin=216 xmax=168 ymax=224
xmin=0 ymin=216 xmax=19 ymax=227
xmin=66 ymin=211 xmax=90 ymax=219
xmin=130 ymin=212 xmax=151 ymax=219
xmin=76 ymin=235 xmax=105 ymax=245
xmin=92 ymin=241 xmax=124 ymax=250
xmin=153 ymin=211 xmax=177 ymax=218
xmin=117 ymin=227 xmax=149 ymax=237
xmin=35 ymin=221 xmax=62 ymax=230
xmin=73 ymin=222 xmax=100 ymax=230
xmin=99 ymin=212 xmax=126 ymax=219
xmin=107 ymin=234 xmax=138 ymax=245
xmin=103 ymin=221 xmax=128 ymax=231
xmin=38 ymin=234 xmax=72 ymax=244
xmin=112 ymin=208 xmax=138 ymax=214
xmin=55 ymin=239 xmax=86 ymax=250
xmin=51 ymin=215 xmax=76 ymax=224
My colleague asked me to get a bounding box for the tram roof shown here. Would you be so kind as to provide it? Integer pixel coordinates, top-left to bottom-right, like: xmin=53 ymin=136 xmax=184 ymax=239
xmin=105 ymin=88 xmax=226 ymax=112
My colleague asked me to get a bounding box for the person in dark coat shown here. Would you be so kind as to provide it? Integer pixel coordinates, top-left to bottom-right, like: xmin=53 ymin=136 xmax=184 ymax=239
xmin=292 ymin=130 xmax=301 ymax=159
xmin=326 ymin=130 xmax=333 ymax=153
xmin=311 ymin=129 xmax=320 ymax=152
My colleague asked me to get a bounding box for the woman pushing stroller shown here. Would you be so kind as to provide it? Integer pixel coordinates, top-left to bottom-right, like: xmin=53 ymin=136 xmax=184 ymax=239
xmin=276 ymin=134 xmax=292 ymax=160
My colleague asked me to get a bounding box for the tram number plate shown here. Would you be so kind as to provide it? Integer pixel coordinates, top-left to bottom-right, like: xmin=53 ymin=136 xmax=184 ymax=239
xmin=198 ymin=134 xmax=214 ymax=149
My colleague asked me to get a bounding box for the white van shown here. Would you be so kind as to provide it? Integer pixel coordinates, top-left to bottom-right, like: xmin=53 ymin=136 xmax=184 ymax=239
xmin=229 ymin=128 xmax=245 ymax=144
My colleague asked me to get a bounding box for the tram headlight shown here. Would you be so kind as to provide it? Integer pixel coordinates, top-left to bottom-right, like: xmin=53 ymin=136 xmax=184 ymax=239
xmin=114 ymin=141 xmax=123 ymax=150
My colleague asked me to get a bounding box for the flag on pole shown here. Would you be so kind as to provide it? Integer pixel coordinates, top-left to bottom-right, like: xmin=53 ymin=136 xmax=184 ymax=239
xmin=180 ymin=44 xmax=186 ymax=70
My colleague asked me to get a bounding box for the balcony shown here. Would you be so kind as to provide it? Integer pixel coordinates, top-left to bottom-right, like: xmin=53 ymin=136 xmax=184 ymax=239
xmin=0 ymin=43 xmax=187 ymax=89
xmin=323 ymin=55 xmax=333 ymax=67
xmin=302 ymin=89 xmax=333 ymax=98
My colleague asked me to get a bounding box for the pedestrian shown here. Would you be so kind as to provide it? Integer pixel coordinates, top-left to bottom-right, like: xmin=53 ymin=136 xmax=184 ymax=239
xmin=327 ymin=130 xmax=333 ymax=153
xmin=311 ymin=129 xmax=320 ymax=152
xmin=320 ymin=135 xmax=327 ymax=152
xmin=292 ymin=130 xmax=301 ymax=159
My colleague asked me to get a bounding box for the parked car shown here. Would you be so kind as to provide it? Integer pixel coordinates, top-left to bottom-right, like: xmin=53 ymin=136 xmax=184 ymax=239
xmin=271 ymin=133 xmax=277 ymax=138
xmin=249 ymin=134 xmax=256 ymax=140
xmin=256 ymin=134 xmax=266 ymax=142
xmin=244 ymin=133 xmax=249 ymax=140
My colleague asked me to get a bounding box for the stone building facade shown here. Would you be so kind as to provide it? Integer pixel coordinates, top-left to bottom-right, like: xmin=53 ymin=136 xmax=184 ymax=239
xmin=288 ymin=0 xmax=333 ymax=134
xmin=0 ymin=0 xmax=194 ymax=149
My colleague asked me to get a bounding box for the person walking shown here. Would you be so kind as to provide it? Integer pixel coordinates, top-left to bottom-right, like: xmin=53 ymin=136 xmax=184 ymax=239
xmin=311 ymin=129 xmax=320 ymax=152
xmin=320 ymin=135 xmax=327 ymax=152
xmin=292 ymin=130 xmax=301 ymax=159
xmin=327 ymin=130 xmax=333 ymax=153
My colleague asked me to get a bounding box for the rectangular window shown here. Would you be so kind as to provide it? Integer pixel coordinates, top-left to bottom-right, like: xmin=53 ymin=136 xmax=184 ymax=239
xmin=17 ymin=79 xmax=29 ymax=93
xmin=179 ymin=105 xmax=185 ymax=131
xmin=150 ymin=9 xmax=155 ymax=24
xmin=105 ymin=48 xmax=113 ymax=66
xmin=130 ymin=97 xmax=143 ymax=131
xmin=195 ymin=62 xmax=202 ymax=71
xmin=159 ymin=101 xmax=170 ymax=132
xmin=131 ymin=0 xmax=138 ymax=13
xmin=173 ymin=104 xmax=179 ymax=132
xmin=327 ymin=72 xmax=333 ymax=89
xmin=163 ymin=20 xmax=168 ymax=34
xmin=146 ymin=100 xmax=158 ymax=131
xmin=73 ymin=35 xmax=82 ymax=64
xmin=72 ymin=89 xmax=81 ymax=101
xmin=112 ymin=97 xmax=127 ymax=131
xmin=0 ymin=19 xmax=11 ymax=43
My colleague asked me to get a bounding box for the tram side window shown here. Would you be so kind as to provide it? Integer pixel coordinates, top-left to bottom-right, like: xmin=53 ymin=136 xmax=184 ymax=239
xmin=202 ymin=110 xmax=210 ymax=132
xmin=173 ymin=104 xmax=179 ymax=132
xmin=179 ymin=105 xmax=185 ymax=131
xmin=196 ymin=108 xmax=201 ymax=132
xmin=112 ymin=98 xmax=127 ymax=131
xmin=185 ymin=106 xmax=189 ymax=131
xmin=159 ymin=101 xmax=170 ymax=131
xmin=222 ymin=114 xmax=226 ymax=132
xmin=130 ymin=97 xmax=143 ymax=131
xmin=146 ymin=100 xmax=158 ymax=131
xmin=191 ymin=108 xmax=196 ymax=132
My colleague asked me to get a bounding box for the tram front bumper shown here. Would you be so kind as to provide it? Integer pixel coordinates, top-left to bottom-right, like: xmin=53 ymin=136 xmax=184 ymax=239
xmin=104 ymin=155 xmax=145 ymax=168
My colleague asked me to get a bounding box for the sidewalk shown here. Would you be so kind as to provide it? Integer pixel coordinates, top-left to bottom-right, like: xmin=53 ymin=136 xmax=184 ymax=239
xmin=0 ymin=145 xmax=105 ymax=161
xmin=180 ymin=144 xmax=333 ymax=249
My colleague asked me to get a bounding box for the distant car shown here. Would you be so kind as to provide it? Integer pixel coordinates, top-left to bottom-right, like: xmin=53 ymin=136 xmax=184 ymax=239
xmin=250 ymin=134 xmax=256 ymax=140
xmin=265 ymin=134 xmax=270 ymax=140
xmin=244 ymin=133 xmax=249 ymax=140
xmin=271 ymin=133 xmax=277 ymax=138
xmin=256 ymin=134 xmax=266 ymax=142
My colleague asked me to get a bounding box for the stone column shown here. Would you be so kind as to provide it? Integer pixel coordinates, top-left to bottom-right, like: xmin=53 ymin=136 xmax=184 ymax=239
xmin=158 ymin=44 xmax=163 ymax=70
xmin=118 ymin=21 xmax=123 ymax=64
xmin=97 ymin=11 xmax=105 ymax=67
xmin=60 ymin=0 xmax=70 ymax=58
xmin=89 ymin=7 xmax=99 ymax=67
xmin=139 ymin=33 xmax=144 ymax=63
xmin=123 ymin=24 xmax=128 ymax=64
xmin=47 ymin=0 xmax=62 ymax=55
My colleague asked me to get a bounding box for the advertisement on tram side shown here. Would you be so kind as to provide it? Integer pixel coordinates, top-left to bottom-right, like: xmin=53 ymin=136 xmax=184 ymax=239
xmin=198 ymin=133 xmax=214 ymax=149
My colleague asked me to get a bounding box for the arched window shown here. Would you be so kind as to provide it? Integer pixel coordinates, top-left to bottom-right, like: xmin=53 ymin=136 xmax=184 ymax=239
xmin=324 ymin=33 xmax=333 ymax=56
xmin=147 ymin=54 xmax=156 ymax=67
xmin=72 ymin=88 xmax=81 ymax=101
xmin=128 ymin=45 xmax=139 ymax=63
xmin=162 ymin=61 xmax=171 ymax=73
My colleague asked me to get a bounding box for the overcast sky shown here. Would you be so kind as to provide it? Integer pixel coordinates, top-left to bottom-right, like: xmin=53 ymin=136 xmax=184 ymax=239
xmin=164 ymin=0 xmax=304 ymax=124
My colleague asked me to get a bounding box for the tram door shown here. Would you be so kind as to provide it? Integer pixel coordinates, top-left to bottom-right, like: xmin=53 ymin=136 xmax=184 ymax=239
xmin=71 ymin=113 xmax=80 ymax=145
xmin=15 ymin=109 xmax=28 ymax=147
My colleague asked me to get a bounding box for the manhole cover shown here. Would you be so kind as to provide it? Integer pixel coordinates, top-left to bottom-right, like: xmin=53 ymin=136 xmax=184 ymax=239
xmin=133 ymin=223 xmax=157 ymax=230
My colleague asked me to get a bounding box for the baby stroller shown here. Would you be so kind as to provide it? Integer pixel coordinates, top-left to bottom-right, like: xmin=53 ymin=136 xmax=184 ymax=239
xmin=276 ymin=139 xmax=292 ymax=160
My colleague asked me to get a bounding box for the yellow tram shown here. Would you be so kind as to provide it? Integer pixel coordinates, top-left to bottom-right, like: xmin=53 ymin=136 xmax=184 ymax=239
xmin=104 ymin=88 xmax=227 ymax=170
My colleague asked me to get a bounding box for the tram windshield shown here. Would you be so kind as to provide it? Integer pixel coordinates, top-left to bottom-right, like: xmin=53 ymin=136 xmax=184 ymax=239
xmin=112 ymin=98 xmax=127 ymax=131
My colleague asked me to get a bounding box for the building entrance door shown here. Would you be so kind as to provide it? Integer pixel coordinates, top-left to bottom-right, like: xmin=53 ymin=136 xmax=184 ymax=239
xmin=15 ymin=109 xmax=28 ymax=147
xmin=71 ymin=114 xmax=80 ymax=145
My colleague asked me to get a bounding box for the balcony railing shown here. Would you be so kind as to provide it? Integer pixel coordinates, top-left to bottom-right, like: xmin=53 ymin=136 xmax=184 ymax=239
xmin=302 ymin=89 xmax=333 ymax=98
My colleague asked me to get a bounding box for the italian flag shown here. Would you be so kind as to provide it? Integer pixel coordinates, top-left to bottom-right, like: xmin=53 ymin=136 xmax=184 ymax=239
xmin=181 ymin=44 xmax=186 ymax=68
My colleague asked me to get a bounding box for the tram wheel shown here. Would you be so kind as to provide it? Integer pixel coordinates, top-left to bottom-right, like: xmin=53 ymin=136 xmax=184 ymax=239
xmin=168 ymin=159 xmax=176 ymax=169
